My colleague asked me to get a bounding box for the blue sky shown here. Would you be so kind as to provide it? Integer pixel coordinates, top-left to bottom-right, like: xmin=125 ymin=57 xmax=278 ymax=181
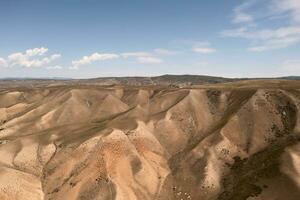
xmin=0 ymin=0 xmax=300 ymax=78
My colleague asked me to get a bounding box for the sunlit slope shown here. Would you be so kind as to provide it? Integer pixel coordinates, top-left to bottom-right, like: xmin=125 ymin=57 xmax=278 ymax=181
xmin=0 ymin=82 xmax=300 ymax=200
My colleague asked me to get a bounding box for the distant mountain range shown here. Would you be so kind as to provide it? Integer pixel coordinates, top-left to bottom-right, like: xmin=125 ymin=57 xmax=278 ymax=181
xmin=0 ymin=75 xmax=299 ymax=88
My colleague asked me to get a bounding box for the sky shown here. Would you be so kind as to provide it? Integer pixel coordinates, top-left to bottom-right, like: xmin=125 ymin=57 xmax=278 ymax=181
xmin=0 ymin=0 xmax=300 ymax=78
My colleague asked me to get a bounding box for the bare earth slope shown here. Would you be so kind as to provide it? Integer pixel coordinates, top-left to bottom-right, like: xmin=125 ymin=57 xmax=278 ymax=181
xmin=0 ymin=80 xmax=300 ymax=200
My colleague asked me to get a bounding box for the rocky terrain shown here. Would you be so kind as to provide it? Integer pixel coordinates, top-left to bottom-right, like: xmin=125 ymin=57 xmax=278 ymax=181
xmin=0 ymin=78 xmax=300 ymax=200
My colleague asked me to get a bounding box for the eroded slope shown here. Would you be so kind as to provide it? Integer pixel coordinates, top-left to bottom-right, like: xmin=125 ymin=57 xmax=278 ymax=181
xmin=0 ymin=82 xmax=300 ymax=200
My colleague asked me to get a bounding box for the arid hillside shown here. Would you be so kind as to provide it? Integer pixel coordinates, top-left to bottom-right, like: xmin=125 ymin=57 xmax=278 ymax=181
xmin=0 ymin=80 xmax=300 ymax=200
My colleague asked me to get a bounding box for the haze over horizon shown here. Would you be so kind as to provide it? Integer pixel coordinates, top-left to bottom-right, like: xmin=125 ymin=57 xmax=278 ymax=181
xmin=1 ymin=0 xmax=300 ymax=78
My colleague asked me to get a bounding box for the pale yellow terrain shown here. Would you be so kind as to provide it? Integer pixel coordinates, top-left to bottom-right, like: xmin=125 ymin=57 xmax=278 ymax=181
xmin=0 ymin=80 xmax=300 ymax=200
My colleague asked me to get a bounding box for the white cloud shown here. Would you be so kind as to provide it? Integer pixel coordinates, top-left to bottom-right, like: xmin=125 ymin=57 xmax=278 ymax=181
xmin=47 ymin=65 xmax=63 ymax=70
xmin=221 ymin=26 xmax=300 ymax=40
xmin=154 ymin=48 xmax=179 ymax=55
xmin=50 ymin=54 xmax=61 ymax=60
xmin=232 ymin=12 xmax=253 ymax=24
xmin=121 ymin=51 xmax=169 ymax=64
xmin=222 ymin=26 xmax=300 ymax=51
xmin=192 ymin=42 xmax=216 ymax=54
xmin=72 ymin=53 xmax=119 ymax=67
xmin=121 ymin=52 xmax=151 ymax=58
xmin=222 ymin=0 xmax=300 ymax=52
xmin=248 ymin=36 xmax=300 ymax=51
xmin=193 ymin=47 xmax=216 ymax=54
xmin=71 ymin=50 xmax=168 ymax=68
xmin=282 ymin=59 xmax=300 ymax=71
xmin=0 ymin=58 xmax=8 ymax=67
xmin=272 ymin=0 xmax=300 ymax=23
xmin=231 ymin=1 xmax=254 ymax=24
xmin=137 ymin=57 xmax=163 ymax=64
xmin=6 ymin=47 xmax=61 ymax=68
xmin=25 ymin=47 xmax=48 ymax=57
